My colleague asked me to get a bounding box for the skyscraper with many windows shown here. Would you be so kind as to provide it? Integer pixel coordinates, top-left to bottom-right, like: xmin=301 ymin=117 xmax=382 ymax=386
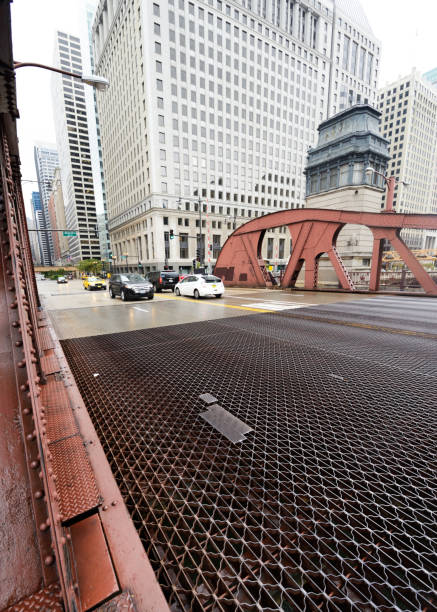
xmin=30 ymin=191 xmax=51 ymax=265
xmin=92 ymin=0 xmax=380 ymax=273
xmin=33 ymin=143 xmax=59 ymax=264
xmin=52 ymin=30 xmax=101 ymax=263
xmin=377 ymin=70 xmax=437 ymax=249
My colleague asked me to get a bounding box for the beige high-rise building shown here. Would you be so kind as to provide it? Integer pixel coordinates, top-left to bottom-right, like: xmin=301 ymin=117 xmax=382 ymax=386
xmin=92 ymin=0 xmax=380 ymax=274
xmin=377 ymin=69 xmax=437 ymax=249
xmin=52 ymin=168 xmax=70 ymax=263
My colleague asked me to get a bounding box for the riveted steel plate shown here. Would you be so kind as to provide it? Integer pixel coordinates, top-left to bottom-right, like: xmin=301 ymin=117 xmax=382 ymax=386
xmin=200 ymin=404 xmax=253 ymax=443
xmin=5 ymin=582 xmax=63 ymax=611
xmin=62 ymin=297 xmax=437 ymax=612
xmin=41 ymin=377 xmax=78 ymax=442
xmin=39 ymin=326 xmax=54 ymax=350
xmin=41 ymin=350 xmax=61 ymax=375
xmin=49 ymin=434 xmax=100 ymax=523
xmin=69 ymin=514 xmax=119 ymax=610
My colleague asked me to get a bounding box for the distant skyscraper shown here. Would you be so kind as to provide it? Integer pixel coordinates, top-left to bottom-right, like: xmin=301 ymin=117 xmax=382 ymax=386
xmin=26 ymin=215 xmax=41 ymax=266
xmin=52 ymin=30 xmax=101 ymax=263
xmin=377 ymin=70 xmax=437 ymax=249
xmin=423 ymin=67 xmax=437 ymax=88
xmin=92 ymin=0 xmax=380 ymax=274
xmin=33 ymin=143 xmax=59 ymax=263
xmin=31 ymin=191 xmax=51 ymax=265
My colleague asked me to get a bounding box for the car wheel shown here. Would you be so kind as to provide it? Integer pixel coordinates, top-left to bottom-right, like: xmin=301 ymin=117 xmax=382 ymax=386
xmin=121 ymin=289 xmax=128 ymax=301
xmin=194 ymin=289 xmax=200 ymax=299
xmin=215 ymin=294 xmax=222 ymax=298
xmin=175 ymin=287 xmax=181 ymax=296
xmin=109 ymin=288 xmax=115 ymax=299
xmin=148 ymin=294 xmax=154 ymax=300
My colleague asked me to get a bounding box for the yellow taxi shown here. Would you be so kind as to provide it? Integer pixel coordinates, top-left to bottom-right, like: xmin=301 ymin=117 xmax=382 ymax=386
xmin=83 ymin=276 xmax=106 ymax=291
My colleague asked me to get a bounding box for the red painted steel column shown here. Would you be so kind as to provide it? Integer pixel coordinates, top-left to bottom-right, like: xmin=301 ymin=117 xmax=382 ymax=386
xmin=281 ymin=222 xmax=312 ymax=288
xmin=369 ymin=236 xmax=384 ymax=291
xmin=390 ymin=232 xmax=437 ymax=295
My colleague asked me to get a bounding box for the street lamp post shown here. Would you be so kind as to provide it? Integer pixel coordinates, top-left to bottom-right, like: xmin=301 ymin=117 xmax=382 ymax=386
xmin=366 ymin=167 xmax=410 ymax=291
xmin=13 ymin=61 xmax=109 ymax=90
xmin=365 ymin=167 xmax=410 ymax=213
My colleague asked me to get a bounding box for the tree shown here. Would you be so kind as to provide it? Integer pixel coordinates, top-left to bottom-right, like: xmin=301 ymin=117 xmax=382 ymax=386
xmin=77 ymin=259 xmax=103 ymax=275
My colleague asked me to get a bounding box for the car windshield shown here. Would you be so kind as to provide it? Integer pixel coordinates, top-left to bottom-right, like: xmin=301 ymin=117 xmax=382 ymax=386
xmin=121 ymin=274 xmax=146 ymax=282
xmin=161 ymin=271 xmax=178 ymax=277
xmin=202 ymin=275 xmax=221 ymax=283
xmin=88 ymin=276 xmax=97 ymax=281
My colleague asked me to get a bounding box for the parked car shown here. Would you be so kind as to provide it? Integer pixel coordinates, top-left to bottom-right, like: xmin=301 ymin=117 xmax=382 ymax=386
xmin=57 ymin=276 xmax=68 ymax=284
xmin=174 ymin=274 xmax=224 ymax=299
xmin=147 ymin=270 xmax=181 ymax=292
xmin=109 ymin=273 xmax=154 ymax=301
xmin=83 ymin=276 xmax=106 ymax=291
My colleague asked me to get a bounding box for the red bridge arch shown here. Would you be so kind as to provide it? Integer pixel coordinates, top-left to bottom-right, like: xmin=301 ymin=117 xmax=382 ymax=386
xmin=214 ymin=209 xmax=437 ymax=295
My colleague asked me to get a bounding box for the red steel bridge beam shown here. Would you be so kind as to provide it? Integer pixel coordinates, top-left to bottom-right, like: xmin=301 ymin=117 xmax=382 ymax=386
xmin=214 ymin=209 xmax=437 ymax=295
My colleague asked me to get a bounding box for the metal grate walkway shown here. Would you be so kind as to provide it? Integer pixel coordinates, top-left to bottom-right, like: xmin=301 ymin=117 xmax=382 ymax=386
xmin=61 ymin=299 xmax=437 ymax=611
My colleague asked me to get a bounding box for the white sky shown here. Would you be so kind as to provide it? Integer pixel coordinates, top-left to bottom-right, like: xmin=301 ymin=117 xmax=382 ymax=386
xmin=11 ymin=0 xmax=437 ymax=216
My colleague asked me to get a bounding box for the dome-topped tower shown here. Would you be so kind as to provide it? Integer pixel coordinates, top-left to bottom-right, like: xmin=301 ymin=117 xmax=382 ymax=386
xmin=305 ymin=104 xmax=390 ymax=284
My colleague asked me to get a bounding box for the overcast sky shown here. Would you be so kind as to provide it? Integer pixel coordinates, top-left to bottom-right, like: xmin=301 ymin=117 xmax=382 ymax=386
xmin=11 ymin=0 xmax=437 ymax=215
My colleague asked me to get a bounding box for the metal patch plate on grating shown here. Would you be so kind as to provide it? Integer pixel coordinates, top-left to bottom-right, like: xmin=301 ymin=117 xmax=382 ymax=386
xmin=200 ymin=404 xmax=253 ymax=443
xmin=49 ymin=434 xmax=100 ymax=523
xmin=61 ymin=297 xmax=437 ymax=611
xmin=5 ymin=582 xmax=63 ymax=611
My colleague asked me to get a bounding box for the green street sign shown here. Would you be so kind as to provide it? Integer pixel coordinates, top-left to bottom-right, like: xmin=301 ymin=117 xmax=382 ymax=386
xmin=63 ymin=231 xmax=77 ymax=237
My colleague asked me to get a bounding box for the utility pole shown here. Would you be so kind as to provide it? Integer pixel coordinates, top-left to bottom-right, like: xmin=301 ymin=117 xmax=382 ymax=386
xmin=198 ymin=196 xmax=203 ymax=267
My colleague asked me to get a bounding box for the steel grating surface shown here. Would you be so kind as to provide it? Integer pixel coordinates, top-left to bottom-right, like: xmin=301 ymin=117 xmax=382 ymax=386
xmin=61 ymin=301 xmax=437 ymax=611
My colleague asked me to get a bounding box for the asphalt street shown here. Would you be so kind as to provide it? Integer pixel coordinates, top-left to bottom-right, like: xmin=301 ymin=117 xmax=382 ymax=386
xmin=39 ymin=278 xmax=373 ymax=339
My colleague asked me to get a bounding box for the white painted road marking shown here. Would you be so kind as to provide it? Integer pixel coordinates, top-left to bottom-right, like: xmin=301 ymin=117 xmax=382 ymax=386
xmin=133 ymin=306 xmax=149 ymax=312
xmin=244 ymin=302 xmax=315 ymax=311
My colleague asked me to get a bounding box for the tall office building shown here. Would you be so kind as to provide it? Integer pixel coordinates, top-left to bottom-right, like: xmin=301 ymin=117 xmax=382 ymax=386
xmin=30 ymin=191 xmax=51 ymax=265
xmin=377 ymin=70 xmax=437 ymax=249
xmin=86 ymin=3 xmax=111 ymax=263
xmin=52 ymin=30 xmax=101 ymax=263
xmin=33 ymin=143 xmax=59 ymax=264
xmin=26 ymin=215 xmax=42 ymax=266
xmin=92 ymin=0 xmax=380 ymax=273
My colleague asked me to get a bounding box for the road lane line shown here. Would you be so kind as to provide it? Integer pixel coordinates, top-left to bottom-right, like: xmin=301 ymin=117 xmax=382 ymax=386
xmin=132 ymin=306 xmax=149 ymax=312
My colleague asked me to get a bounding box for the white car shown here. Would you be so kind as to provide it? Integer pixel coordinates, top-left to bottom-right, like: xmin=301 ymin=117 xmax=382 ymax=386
xmin=174 ymin=274 xmax=224 ymax=299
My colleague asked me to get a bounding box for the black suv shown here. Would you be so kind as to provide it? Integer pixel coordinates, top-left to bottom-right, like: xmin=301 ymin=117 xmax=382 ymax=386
xmin=109 ymin=273 xmax=154 ymax=301
xmin=147 ymin=270 xmax=181 ymax=292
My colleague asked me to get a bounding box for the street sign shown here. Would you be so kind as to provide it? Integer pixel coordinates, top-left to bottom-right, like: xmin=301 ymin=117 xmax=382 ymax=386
xmin=63 ymin=231 xmax=77 ymax=237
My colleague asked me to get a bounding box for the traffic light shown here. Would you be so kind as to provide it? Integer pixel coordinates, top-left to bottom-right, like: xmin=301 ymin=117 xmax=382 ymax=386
xmin=169 ymin=229 xmax=174 ymax=239
xmin=196 ymin=248 xmax=200 ymax=261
